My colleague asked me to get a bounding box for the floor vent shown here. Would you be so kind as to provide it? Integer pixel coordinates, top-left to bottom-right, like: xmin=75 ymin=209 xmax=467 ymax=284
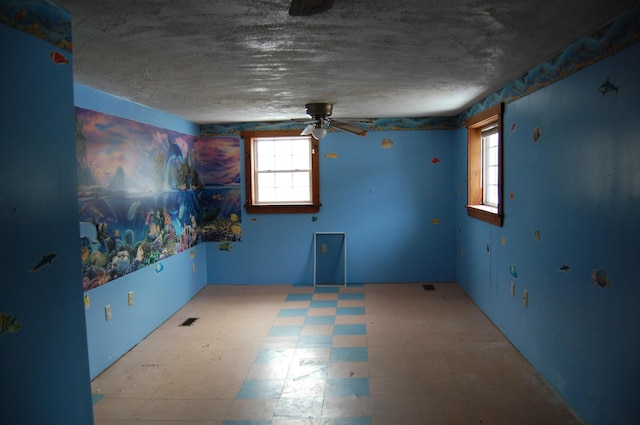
xmin=179 ymin=317 xmax=198 ymax=327
xmin=423 ymin=284 xmax=436 ymax=291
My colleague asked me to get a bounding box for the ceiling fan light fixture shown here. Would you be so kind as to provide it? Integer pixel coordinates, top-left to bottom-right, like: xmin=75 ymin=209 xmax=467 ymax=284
xmin=311 ymin=127 xmax=327 ymax=140
xmin=301 ymin=124 xmax=315 ymax=135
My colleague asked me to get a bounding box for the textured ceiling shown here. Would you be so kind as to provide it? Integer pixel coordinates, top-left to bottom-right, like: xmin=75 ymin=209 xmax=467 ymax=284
xmin=57 ymin=0 xmax=637 ymax=124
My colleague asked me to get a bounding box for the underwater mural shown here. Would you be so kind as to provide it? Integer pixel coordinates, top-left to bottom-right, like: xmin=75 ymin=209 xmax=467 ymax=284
xmin=75 ymin=108 xmax=241 ymax=291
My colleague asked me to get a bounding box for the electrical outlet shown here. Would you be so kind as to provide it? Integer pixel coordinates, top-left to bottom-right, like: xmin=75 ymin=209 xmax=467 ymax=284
xmin=523 ymin=290 xmax=528 ymax=307
xmin=128 ymin=291 xmax=134 ymax=306
xmin=511 ymin=281 xmax=515 ymax=297
xmin=105 ymin=305 xmax=111 ymax=320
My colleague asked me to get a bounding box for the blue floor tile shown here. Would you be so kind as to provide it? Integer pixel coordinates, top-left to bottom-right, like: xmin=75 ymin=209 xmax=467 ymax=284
xmin=321 ymin=417 xmax=372 ymax=425
xmin=254 ymin=348 xmax=294 ymax=363
xmin=304 ymin=315 xmax=336 ymax=325
xmin=330 ymin=347 xmax=368 ymax=362
xmin=325 ymin=377 xmax=370 ymax=397
xmin=268 ymin=325 xmax=302 ymax=337
xmin=336 ymin=307 xmax=365 ymax=316
xmin=338 ymin=293 xmax=364 ymax=300
xmin=286 ymin=293 xmax=313 ymax=301
xmin=237 ymin=380 xmax=284 ymax=399
xmin=92 ymin=394 xmax=104 ymax=405
xmin=311 ymin=300 xmax=338 ymax=308
xmin=298 ymin=334 xmax=333 ymax=348
xmin=333 ymin=324 xmax=367 ymax=335
xmin=314 ymin=286 xmax=341 ymax=293
xmin=278 ymin=308 xmax=308 ymax=317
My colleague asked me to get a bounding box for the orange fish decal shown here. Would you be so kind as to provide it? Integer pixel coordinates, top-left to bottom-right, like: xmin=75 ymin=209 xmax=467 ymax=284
xmin=50 ymin=51 xmax=69 ymax=65
xmin=431 ymin=157 xmax=440 ymax=164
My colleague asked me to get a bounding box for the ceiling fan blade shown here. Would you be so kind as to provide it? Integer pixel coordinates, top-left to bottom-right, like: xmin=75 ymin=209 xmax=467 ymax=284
xmin=329 ymin=120 xmax=368 ymax=137
xmin=289 ymin=0 xmax=334 ymax=16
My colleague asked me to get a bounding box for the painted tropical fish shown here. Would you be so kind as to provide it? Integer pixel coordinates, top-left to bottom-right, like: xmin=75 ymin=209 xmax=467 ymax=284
xmin=0 ymin=313 xmax=22 ymax=336
xmin=218 ymin=242 xmax=232 ymax=251
xmin=30 ymin=253 xmax=57 ymax=272
xmin=558 ymin=264 xmax=571 ymax=272
xmin=509 ymin=264 xmax=518 ymax=279
xmin=324 ymin=153 xmax=339 ymax=159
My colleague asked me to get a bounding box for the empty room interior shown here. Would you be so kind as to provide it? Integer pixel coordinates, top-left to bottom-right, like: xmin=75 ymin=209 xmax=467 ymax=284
xmin=2 ymin=1 xmax=639 ymax=424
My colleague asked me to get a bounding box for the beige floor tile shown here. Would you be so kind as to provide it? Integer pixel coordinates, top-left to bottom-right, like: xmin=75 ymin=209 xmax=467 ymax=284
xmin=91 ymin=283 xmax=581 ymax=424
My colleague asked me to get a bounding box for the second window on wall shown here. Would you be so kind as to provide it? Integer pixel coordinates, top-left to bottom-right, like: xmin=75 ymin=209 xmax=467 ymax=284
xmin=466 ymin=103 xmax=504 ymax=226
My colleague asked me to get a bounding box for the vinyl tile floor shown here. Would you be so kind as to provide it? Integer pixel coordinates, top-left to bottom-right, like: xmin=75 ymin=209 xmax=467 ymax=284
xmin=91 ymin=283 xmax=583 ymax=425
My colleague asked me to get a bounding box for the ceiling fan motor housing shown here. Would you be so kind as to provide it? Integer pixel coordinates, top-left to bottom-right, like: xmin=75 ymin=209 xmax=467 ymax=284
xmin=306 ymin=103 xmax=333 ymax=119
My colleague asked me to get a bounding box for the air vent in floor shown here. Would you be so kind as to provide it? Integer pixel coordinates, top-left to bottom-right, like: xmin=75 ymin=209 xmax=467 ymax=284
xmin=179 ymin=317 xmax=198 ymax=327
xmin=423 ymin=284 xmax=436 ymax=291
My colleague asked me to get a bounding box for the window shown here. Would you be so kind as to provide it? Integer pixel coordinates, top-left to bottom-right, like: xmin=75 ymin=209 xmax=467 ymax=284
xmin=466 ymin=103 xmax=504 ymax=226
xmin=242 ymin=130 xmax=320 ymax=214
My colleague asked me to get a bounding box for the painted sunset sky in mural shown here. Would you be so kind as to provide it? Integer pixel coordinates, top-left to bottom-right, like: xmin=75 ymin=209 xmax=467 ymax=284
xmin=75 ymin=107 xmax=241 ymax=291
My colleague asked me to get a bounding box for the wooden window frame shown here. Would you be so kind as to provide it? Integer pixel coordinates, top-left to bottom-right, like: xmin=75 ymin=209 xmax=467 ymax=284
xmin=466 ymin=103 xmax=504 ymax=226
xmin=242 ymin=130 xmax=320 ymax=214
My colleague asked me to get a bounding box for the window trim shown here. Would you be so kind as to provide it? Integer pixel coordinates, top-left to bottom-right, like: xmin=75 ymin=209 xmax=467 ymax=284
xmin=242 ymin=130 xmax=320 ymax=214
xmin=466 ymin=103 xmax=504 ymax=226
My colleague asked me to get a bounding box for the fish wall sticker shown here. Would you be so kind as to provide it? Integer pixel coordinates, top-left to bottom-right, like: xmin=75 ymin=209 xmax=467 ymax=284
xmin=0 ymin=313 xmax=22 ymax=336
xmin=591 ymin=269 xmax=610 ymax=288
xmin=509 ymin=264 xmax=518 ymax=279
xmin=29 ymin=253 xmax=57 ymax=272
xmin=598 ymin=78 xmax=619 ymax=96
xmin=380 ymin=138 xmax=394 ymax=148
xmin=533 ymin=127 xmax=541 ymax=143
xmin=49 ymin=51 xmax=68 ymax=64
xmin=218 ymin=242 xmax=232 ymax=251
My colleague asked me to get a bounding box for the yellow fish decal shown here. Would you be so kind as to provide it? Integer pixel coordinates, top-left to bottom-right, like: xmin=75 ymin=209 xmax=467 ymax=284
xmin=324 ymin=153 xmax=339 ymax=159
xmin=431 ymin=218 xmax=440 ymax=224
xmin=218 ymin=242 xmax=232 ymax=251
xmin=0 ymin=313 xmax=22 ymax=336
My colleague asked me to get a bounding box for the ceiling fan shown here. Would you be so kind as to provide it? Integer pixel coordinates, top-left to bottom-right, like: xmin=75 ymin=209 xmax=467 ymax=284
xmin=300 ymin=103 xmax=369 ymax=140
xmin=289 ymin=0 xmax=334 ymax=16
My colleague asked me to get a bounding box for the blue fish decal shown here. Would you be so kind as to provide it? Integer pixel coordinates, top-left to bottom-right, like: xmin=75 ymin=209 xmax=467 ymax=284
xmin=598 ymin=78 xmax=619 ymax=96
xmin=558 ymin=264 xmax=570 ymax=272
xmin=155 ymin=262 xmax=164 ymax=273
xmin=30 ymin=253 xmax=57 ymax=272
xmin=509 ymin=264 xmax=518 ymax=279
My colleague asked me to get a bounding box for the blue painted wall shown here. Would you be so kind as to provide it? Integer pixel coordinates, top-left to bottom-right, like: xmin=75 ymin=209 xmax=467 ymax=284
xmin=455 ymin=42 xmax=640 ymax=425
xmin=74 ymin=84 xmax=208 ymax=378
xmin=0 ymin=20 xmax=93 ymax=425
xmin=207 ymin=130 xmax=456 ymax=285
